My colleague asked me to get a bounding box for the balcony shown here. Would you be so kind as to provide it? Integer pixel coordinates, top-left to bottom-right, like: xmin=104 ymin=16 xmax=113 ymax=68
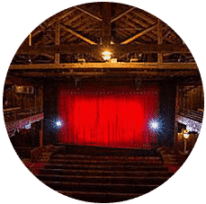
xmin=176 ymin=108 xmax=203 ymax=134
xmin=4 ymin=106 xmax=43 ymax=123
xmin=3 ymin=107 xmax=44 ymax=138
xmin=178 ymin=108 xmax=203 ymax=123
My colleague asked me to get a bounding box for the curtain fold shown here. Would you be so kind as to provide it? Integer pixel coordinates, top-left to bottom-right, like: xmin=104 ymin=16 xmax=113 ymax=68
xmin=57 ymin=86 xmax=159 ymax=148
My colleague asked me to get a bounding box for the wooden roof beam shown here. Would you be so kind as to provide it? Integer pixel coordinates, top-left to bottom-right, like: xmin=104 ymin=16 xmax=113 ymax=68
xmin=61 ymin=24 xmax=97 ymax=45
xmin=121 ymin=24 xmax=157 ymax=44
xmin=16 ymin=44 xmax=191 ymax=55
xmin=127 ymin=14 xmax=157 ymax=42
xmin=132 ymin=9 xmax=156 ymax=25
xmin=31 ymin=9 xmax=76 ymax=37
xmin=10 ymin=70 xmax=199 ymax=78
xmin=101 ymin=2 xmax=112 ymax=47
xmin=9 ymin=62 xmax=198 ymax=70
xmin=111 ymin=7 xmax=135 ymax=23
xmin=75 ymin=6 xmax=102 ymax=21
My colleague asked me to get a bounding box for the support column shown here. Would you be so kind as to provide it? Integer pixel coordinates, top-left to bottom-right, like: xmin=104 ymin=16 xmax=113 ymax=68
xmin=158 ymin=80 xmax=177 ymax=147
xmin=39 ymin=120 xmax=43 ymax=147
xmin=28 ymin=33 xmax=32 ymax=46
xmin=43 ymin=82 xmax=58 ymax=145
xmin=157 ymin=19 xmax=163 ymax=63
xmin=55 ymin=19 xmax=60 ymax=63
xmin=101 ymin=2 xmax=112 ymax=47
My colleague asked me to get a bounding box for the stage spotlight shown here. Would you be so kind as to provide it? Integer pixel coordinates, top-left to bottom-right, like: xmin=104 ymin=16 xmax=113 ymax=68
xmin=56 ymin=120 xmax=62 ymax=127
xmin=150 ymin=121 xmax=159 ymax=130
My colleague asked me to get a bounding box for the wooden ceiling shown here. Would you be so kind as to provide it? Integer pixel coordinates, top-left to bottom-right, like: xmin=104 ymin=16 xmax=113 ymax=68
xmin=8 ymin=2 xmax=200 ymax=82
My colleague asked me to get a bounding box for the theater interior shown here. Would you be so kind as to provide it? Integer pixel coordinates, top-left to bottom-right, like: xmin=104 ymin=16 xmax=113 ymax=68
xmin=3 ymin=2 xmax=204 ymax=203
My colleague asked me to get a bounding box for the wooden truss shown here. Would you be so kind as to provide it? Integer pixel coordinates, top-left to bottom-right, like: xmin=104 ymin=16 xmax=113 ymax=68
xmin=9 ymin=1 xmax=198 ymax=70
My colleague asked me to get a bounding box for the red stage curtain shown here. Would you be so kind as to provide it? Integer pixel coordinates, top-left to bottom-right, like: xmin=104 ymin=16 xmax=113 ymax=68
xmin=57 ymin=86 xmax=159 ymax=148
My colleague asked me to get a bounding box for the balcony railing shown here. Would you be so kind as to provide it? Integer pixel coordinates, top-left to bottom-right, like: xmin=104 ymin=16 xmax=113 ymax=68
xmin=3 ymin=106 xmax=43 ymax=123
xmin=178 ymin=108 xmax=203 ymax=123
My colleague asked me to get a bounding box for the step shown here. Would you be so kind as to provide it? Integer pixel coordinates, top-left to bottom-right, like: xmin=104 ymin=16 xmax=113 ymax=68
xmin=162 ymin=154 xmax=179 ymax=158
xmin=53 ymin=154 xmax=161 ymax=161
xmin=42 ymin=180 xmax=159 ymax=194
xmin=43 ymin=163 xmax=168 ymax=171
xmin=162 ymin=158 xmax=180 ymax=163
xmin=60 ymin=146 xmax=158 ymax=156
xmin=49 ymin=159 xmax=163 ymax=165
xmin=164 ymin=161 xmax=180 ymax=165
xmin=37 ymin=174 xmax=170 ymax=185
xmin=58 ymin=190 xmax=142 ymax=202
xmin=39 ymin=168 xmax=173 ymax=177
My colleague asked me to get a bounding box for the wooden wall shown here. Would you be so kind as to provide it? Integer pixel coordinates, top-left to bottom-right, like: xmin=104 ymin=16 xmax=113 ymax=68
xmin=2 ymin=79 xmax=43 ymax=122
xmin=178 ymin=85 xmax=204 ymax=111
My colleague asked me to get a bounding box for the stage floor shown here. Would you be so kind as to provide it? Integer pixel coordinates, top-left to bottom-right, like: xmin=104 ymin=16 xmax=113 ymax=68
xmin=56 ymin=143 xmax=159 ymax=157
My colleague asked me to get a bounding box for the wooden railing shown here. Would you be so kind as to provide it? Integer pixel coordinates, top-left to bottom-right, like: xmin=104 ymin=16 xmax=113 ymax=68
xmin=3 ymin=106 xmax=43 ymax=123
xmin=178 ymin=108 xmax=203 ymax=123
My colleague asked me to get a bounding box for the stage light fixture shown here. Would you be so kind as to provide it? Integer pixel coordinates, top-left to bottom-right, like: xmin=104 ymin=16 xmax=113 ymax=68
xmin=150 ymin=121 xmax=159 ymax=130
xmin=183 ymin=129 xmax=190 ymax=154
xmin=102 ymin=51 xmax=112 ymax=61
xmin=56 ymin=120 xmax=62 ymax=127
xmin=183 ymin=129 xmax=190 ymax=139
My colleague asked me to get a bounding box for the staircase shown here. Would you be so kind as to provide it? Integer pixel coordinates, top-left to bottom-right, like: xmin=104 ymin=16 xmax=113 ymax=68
xmin=157 ymin=146 xmax=188 ymax=173
xmin=36 ymin=146 xmax=173 ymax=202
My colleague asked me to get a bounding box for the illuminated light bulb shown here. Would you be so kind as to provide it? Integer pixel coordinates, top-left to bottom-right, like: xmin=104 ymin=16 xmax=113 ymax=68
xmin=151 ymin=121 xmax=159 ymax=129
xmin=56 ymin=121 xmax=62 ymax=127
xmin=183 ymin=129 xmax=190 ymax=139
xmin=102 ymin=51 xmax=112 ymax=61
xmin=183 ymin=133 xmax=190 ymax=139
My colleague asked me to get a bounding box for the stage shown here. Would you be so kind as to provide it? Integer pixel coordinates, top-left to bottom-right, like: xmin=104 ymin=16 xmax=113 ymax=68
xmin=56 ymin=143 xmax=159 ymax=157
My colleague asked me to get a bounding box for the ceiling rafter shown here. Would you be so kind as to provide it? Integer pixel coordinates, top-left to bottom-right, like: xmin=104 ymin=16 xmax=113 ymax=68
xmin=75 ymin=6 xmax=102 ymax=21
xmin=116 ymin=14 xmax=140 ymax=30
xmin=115 ymin=16 xmax=154 ymax=43
xmin=31 ymin=8 xmax=76 ymax=39
xmin=121 ymin=24 xmax=157 ymax=44
xmin=61 ymin=24 xmax=97 ymax=45
xmin=61 ymin=22 xmax=99 ymax=44
xmin=11 ymin=3 xmax=196 ymax=67
xmin=115 ymin=20 xmax=150 ymax=44
xmin=128 ymin=12 xmax=151 ymax=28
xmin=61 ymin=12 xmax=100 ymax=43
xmin=115 ymin=29 xmax=142 ymax=44
xmin=72 ymin=15 xmax=99 ymax=32
xmin=126 ymin=13 xmax=158 ymax=42
xmin=111 ymin=7 xmax=135 ymax=23
xmin=163 ymin=29 xmax=172 ymax=41
xmin=131 ymin=9 xmax=156 ymax=25
xmin=64 ymin=11 xmax=85 ymax=27
xmin=119 ymin=16 xmax=156 ymax=43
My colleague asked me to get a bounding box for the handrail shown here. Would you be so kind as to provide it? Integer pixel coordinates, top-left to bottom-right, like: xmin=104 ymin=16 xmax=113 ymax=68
xmin=178 ymin=108 xmax=203 ymax=122
xmin=3 ymin=107 xmax=21 ymax=112
xmin=3 ymin=106 xmax=43 ymax=123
